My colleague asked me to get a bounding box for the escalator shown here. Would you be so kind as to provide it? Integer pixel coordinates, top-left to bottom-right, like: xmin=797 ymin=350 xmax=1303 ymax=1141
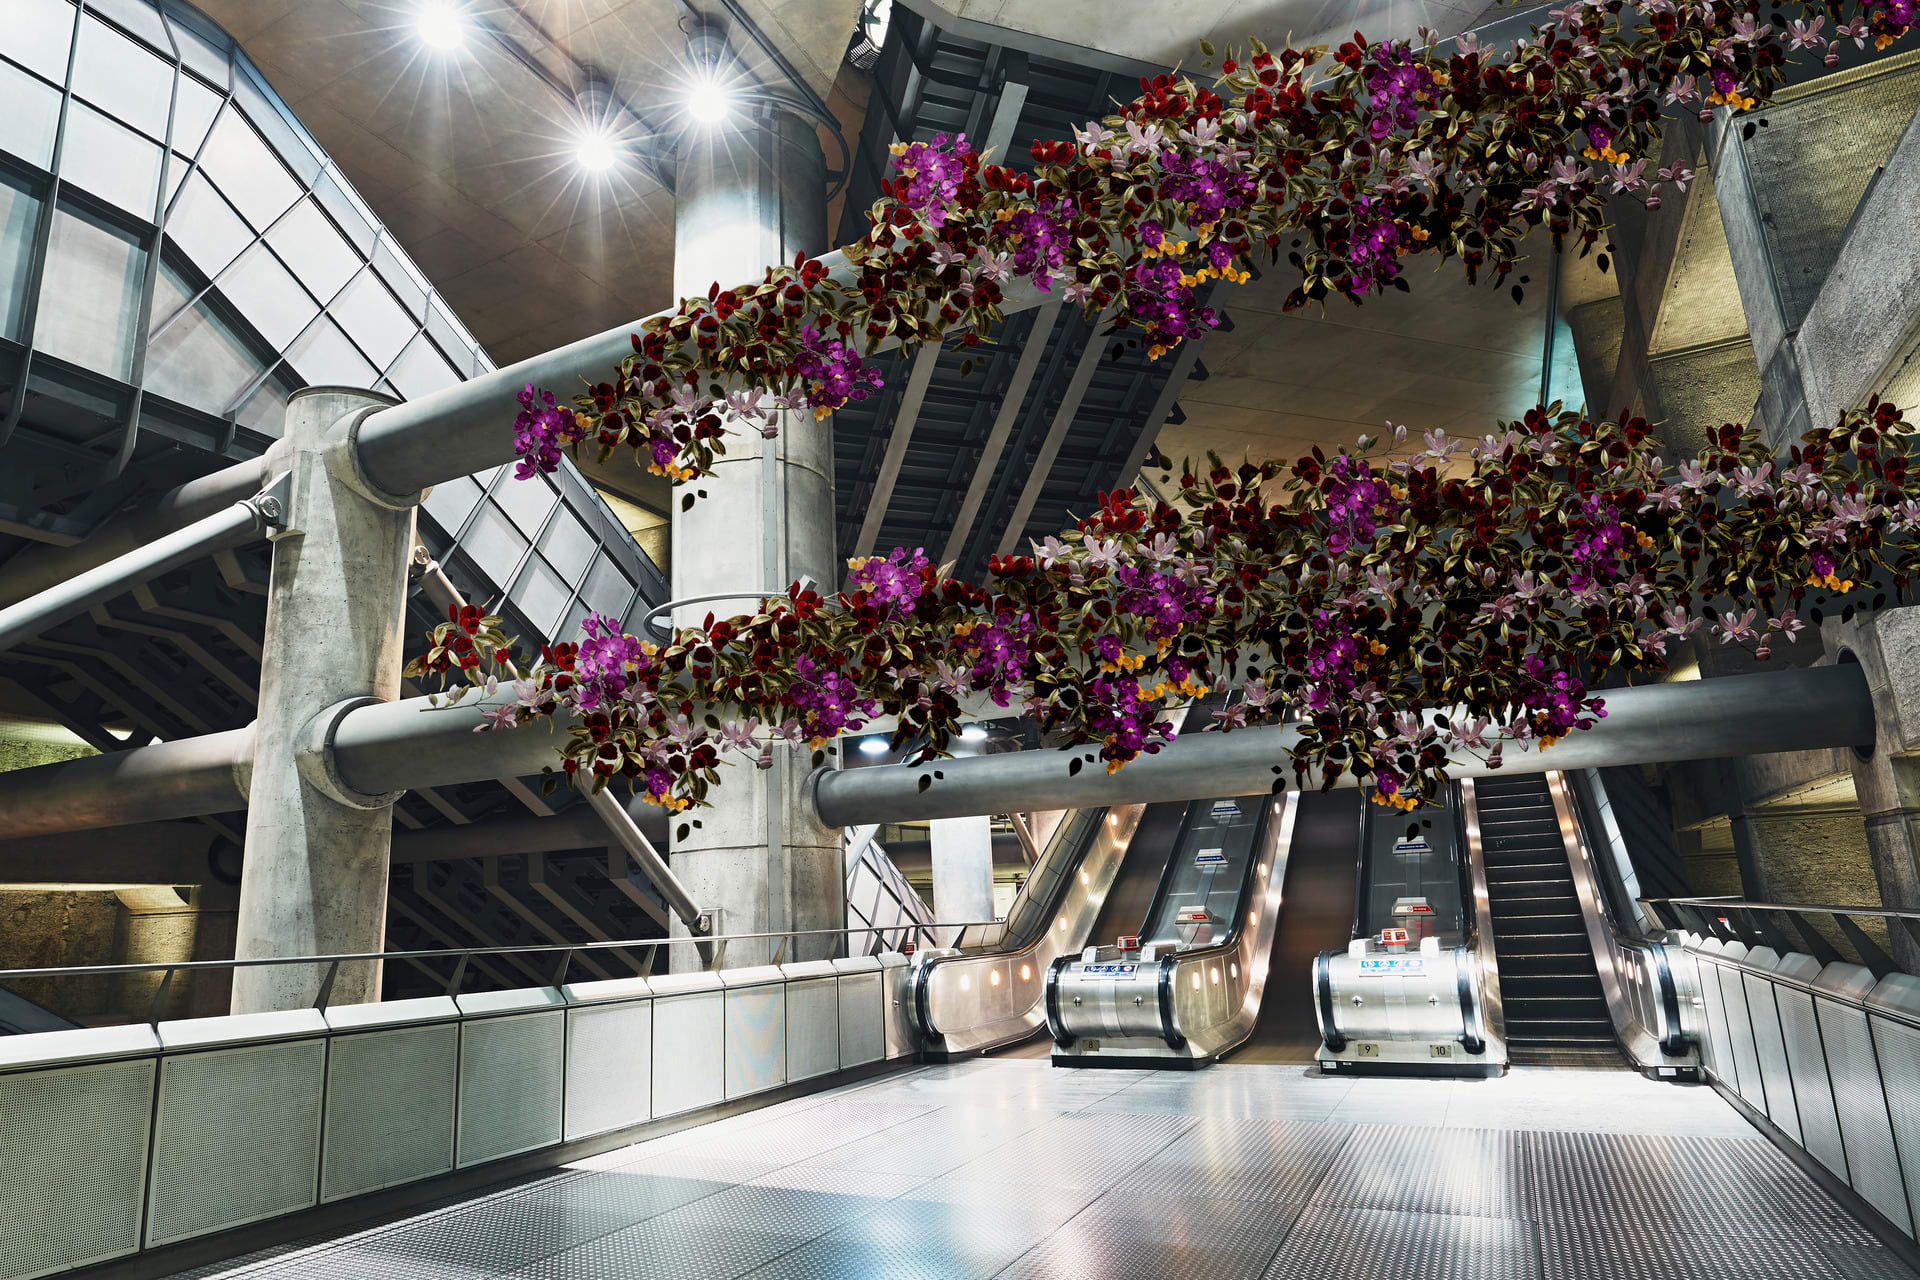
xmin=1310 ymin=785 xmax=1505 ymax=1076
xmin=1225 ymin=789 xmax=1362 ymax=1064
xmin=1471 ymin=774 xmax=1619 ymax=1056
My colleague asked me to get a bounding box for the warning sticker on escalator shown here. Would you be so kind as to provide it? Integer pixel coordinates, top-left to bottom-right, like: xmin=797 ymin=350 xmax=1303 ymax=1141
xmin=1210 ymin=800 xmax=1240 ymax=821
xmin=1393 ymin=838 xmax=1432 ymax=856
xmin=1195 ymin=847 xmax=1228 ymax=868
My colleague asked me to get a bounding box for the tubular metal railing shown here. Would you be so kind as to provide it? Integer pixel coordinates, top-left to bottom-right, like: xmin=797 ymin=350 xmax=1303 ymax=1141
xmin=0 ymin=921 xmax=1007 ymax=1031
xmin=1643 ymin=896 xmax=1919 ymax=979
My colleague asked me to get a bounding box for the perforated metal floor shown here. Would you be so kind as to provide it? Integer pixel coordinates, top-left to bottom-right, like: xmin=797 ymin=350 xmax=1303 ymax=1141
xmin=169 ymin=1059 xmax=1917 ymax=1280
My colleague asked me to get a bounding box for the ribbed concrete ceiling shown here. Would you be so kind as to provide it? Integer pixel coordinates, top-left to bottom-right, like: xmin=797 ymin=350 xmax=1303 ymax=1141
xmin=189 ymin=0 xmax=863 ymax=365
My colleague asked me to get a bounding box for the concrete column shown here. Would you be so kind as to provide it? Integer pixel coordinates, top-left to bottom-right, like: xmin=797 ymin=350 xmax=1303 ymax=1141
xmin=232 ymin=387 xmax=415 ymax=1012
xmin=669 ymin=103 xmax=839 ymax=967
xmin=1826 ymin=612 xmax=1920 ymax=970
xmin=929 ymin=816 xmax=995 ymax=923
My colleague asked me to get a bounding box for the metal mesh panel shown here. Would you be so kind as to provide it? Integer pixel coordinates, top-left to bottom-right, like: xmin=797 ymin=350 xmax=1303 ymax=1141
xmin=1817 ymin=996 xmax=1913 ymax=1234
xmin=1697 ymin=956 xmax=1731 ymax=1083
xmin=652 ymin=992 xmax=725 ymax=1117
xmin=320 ymin=1024 xmax=457 ymax=1202
xmin=1871 ymin=1013 xmax=1920 ymax=1237
xmin=1717 ymin=963 xmax=1768 ymax=1111
xmin=1778 ymin=985 xmax=1850 ymax=1183
xmin=456 ymin=1011 xmax=564 ymax=1168
xmin=838 ymin=973 xmax=886 ymax=1068
xmin=724 ymin=986 xmax=786 ymax=1100
xmin=564 ymin=1001 xmax=652 ymax=1142
xmin=147 ymin=1040 xmax=325 ymax=1247
xmin=0 ymin=1058 xmax=154 ymax=1280
xmin=1742 ymin=973 xmax=1801 ymax=1143
xmin=786 ymin=978 xmax=840 ymax=1083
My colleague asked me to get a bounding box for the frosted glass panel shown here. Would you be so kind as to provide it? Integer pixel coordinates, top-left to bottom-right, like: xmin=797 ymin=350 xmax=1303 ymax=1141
xmin=199 ymin=110 xmax=299 ymax=229
xmin=170 ymin=74 xmax=222 ymax=158
xmin=10 ymin=0 xmax=78 ymax=86
xmin=165 ymin=171 xmax=250 ymax=276
xmin=0 ymin=57 xmax=62 ymax=169
xmin=387 ymin=333 xmax=458 ymax=399
xmin=286 ymin=317 xmax=376 ymax=389
xmin=61 ymin=100 xmax=162 ymax=217
xmin=220 ymin=243 xmax=316 ymax=349
xmin=0 ymin=176 xmax=40 ymax=342
xmin=73 ymin=14 xmax=172 ymax=138
xmin=331 ymin=271 xmax=413 ymax=367
xmin=144 ymin=262 xmax=265 ymax=415
xmin=267 ymin=199 xmax=358 ymax=300
xmin=36 ymin=204 xmax=145 ymax=379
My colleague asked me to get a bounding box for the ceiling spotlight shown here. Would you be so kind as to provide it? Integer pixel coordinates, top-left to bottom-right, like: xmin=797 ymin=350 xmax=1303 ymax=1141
xmin=858 ymin=737 xmax=889 ymax=756
xmin=575 ymin=130 xmax=619 ymax=173
xmin=959 ymin=725 xmax=987 ymax=742
xmin=686 ymin=76 xmax=734 ymax=125
xmin=416 ymin=2 xmax=465 ymax=50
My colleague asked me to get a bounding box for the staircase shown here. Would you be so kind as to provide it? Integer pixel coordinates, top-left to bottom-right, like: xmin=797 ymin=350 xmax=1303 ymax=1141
xmin=1472 ymin=775 xmax=1616 ymax=1051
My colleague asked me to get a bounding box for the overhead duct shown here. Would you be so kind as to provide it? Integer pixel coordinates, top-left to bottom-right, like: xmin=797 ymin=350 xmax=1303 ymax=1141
xmin=813 ymin=664 xmax=1876 ymax=826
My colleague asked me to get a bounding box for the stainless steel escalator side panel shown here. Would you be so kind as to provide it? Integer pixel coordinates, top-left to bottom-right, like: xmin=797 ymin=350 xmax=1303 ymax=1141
xmin=1458 ymin=777 xmax=1510 ymax=1063
xmin=912 ymin=803 xmax=1147 ymax=1057
xmin=1050 ymin=793 xmax=1300 ymax=1066
xmin=1548 ymin=771 xmax=1703 ymax=1074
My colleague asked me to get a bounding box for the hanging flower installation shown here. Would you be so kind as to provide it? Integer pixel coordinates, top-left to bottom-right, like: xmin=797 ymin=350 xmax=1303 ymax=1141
xmin=409 ymin=1 xmax=1920 ymax=810
xmin=417 ymin=397 xmax=1917 ymax=811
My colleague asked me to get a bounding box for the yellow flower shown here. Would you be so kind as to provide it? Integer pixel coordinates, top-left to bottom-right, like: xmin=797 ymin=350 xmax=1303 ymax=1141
xmin=1538 ymin=735 xmax=1559 ymax=751
xmin=1147 ymin=344 xmax=1168 ymax=360
xmin=1106 ymin=760 xmax=1125 ymax=774
xmin=1367 ymin=639 xmax=1387 ymax=655
xmin=1408 ymin=226 xmax=1429 ymax=243
xmin=889 ymin=142 xmax=909 ymax=155
xmin=814 ymin=406 xmax=834 ymax=420
xmin=574 ymin=410 xmax=595 ymax=429
xmin=1635 ymin=531 xmax=1654 ymax=549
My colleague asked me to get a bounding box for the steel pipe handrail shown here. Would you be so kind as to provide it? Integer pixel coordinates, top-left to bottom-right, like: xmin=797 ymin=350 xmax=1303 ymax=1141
xmin=0 ymin=920 xmax=1010 ymax=983
xmin=1647 ymin=896 xmax=1920 ymax=922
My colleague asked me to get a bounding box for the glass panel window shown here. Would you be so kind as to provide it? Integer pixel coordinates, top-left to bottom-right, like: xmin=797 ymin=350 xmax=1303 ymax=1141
xmin=458 ymin=502 xmax=528 ymax=580
xmin=163 ymin=170 xmax=249 ymax=276
xmin=387 ymin=333 xmax=458 ymax=399
xmin=492 ymin=468 xmax=554 ymax=538
xmin=372 ymin=239 xmax=427 ymax=318
xmin=11 ymin=0 xmax=78 ymax=87
xmin=0 ymin=174 xmax=41 ymax=341
xmin=166 ymin=15 xmax=229 ymax=88
xmin=170 ymin=75 xmax=223 ymax=159
xmin=424 ymin=298 xmax=467 ymax=371
xmin=285 ymin=316 xmax=376 ymax=389
xmin=88 ymin=0 xmax=170 ymax=52
xmin=312 ymin=170 xmax=374 ymax=255
xmin=0 ymin=56 xmax=62 ymax=169
xmin=61 ymin=101 xmax=162 ymax=217
xmin=234 ymin=376 xmax=289 ymax=438
xmin=330 ymin=270 xmax=413 ymax=367
xmin=232 ymin=67 xmax=321 ymax=185
xmin=36 ymin=203 xmax=146 ymax=380
xmin=73 ymin=14 xmax=172 ymax=139
xmin=267 ymin=199 xmax=358 ymax=301
xmin=199 ymin=111 xmax=299 ymax=230
xmin=143 ymin=261 xmax=265 ymax=414
xmin=219 ymin=243 xmax=316 ymax=349
xmin=422 ymin=474 xmax=484 ymax=536
xmin=580 ymin=554 xmax=636 ymax=623
xmin=537 ymin=505 xmax=594 ymax=580
xmin=510 ymin=555 xmax=570 ymax=636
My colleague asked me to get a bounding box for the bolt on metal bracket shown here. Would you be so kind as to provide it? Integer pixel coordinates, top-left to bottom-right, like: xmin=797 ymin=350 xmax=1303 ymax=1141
xmin=250 ymin=472 xmax=297 ymax=541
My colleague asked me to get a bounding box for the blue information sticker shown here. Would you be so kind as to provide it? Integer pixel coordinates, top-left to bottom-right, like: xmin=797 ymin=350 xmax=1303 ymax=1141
xmin=1081 ymin=962 xmax=1140 ymax=978
xmin=1357 ymin=957 xmax=1426 ymax=976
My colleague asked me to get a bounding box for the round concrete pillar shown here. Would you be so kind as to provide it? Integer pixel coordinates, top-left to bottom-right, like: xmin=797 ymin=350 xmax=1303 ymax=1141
xmin=669 ymin=103 xmax=842 ymax=967
xmin=232 ymin=387 xmax=415 ymax=1013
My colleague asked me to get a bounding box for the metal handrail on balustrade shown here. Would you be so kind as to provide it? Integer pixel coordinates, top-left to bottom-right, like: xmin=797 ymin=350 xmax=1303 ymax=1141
xmin=0 ymin=920 xmax=1006 ymax=1029
xmin=1642 ymin=895 xmax=1920 ymax=979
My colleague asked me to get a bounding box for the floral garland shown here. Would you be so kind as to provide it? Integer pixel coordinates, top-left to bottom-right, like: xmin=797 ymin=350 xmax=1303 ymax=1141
xmin=418 ymin=396 xmax=1917 ymax=811
xmin=415 ymin=1 xmax=1920 ymax=812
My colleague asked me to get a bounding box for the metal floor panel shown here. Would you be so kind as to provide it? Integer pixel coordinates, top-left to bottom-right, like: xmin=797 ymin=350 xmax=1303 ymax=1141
xmin=168 ymin=1060 xmax=1918 ymax=1280
xmin=1261 ymin=1205 xmax=1542 ymax=1280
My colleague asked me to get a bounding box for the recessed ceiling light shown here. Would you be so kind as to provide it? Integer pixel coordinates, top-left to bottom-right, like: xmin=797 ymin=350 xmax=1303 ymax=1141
xmin=575 ymin=131 xmax=619 ymax=173
xmin=416 ymin=2 xmax=465 ymax=50
xmin=686 ymin=76 xmax=734 ymax=125
xmin=858 ymin=737 xmax=889 ymax=756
